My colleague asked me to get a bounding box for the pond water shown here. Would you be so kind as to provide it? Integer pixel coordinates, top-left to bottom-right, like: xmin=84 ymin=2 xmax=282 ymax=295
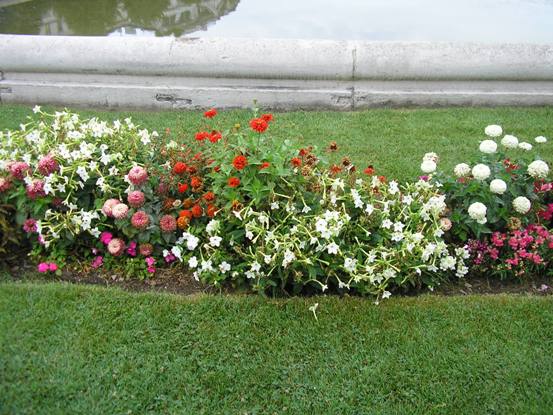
xmin=1 ymin=0 xmax=552 ymax=42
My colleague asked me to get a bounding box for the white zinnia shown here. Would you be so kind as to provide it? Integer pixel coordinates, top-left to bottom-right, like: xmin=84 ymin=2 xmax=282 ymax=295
xmin=518 ymin=142 xmax=532 ymax=151
xmin=485 ymin=125 xmax=503 ymax=137
xmin=489 ymin=179 xmax=507 ymax=195
xmin=420 ymin=160 xmax=437 ymax=174
xmin=479 ymin=140 xmax=497 ymax=154
xmin=527 ymin=160 xmax=549 ymax=179
xmin=454 ymin=163 xmax=471 ymax=178
xmin=472 ymin=164 xmax=491 ymax=181
xmin=512 ymin=196 xmax=531 ymax=214
xmin=501 ymin=135 xmax=519 ymax=149
xmin=535 ymin=136 xmax=547 ymax=144
xmin=468 ymin=202 xmax=487 ymax=224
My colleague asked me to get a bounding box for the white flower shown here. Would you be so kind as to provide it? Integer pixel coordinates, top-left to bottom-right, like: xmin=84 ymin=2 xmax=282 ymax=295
xmin=263 ymin=254 xmax=273 ymax=265
xmin=381 ymin=219 xmax=393 ymax=229
xmin=185 ymin=234 xmax=199 ymax=251
xmin=468 ymin=202 xmax=487 ymax=224
xmin=402 ymin=195 xmax=413 ymax=205
xmin=527 ymin=160 xmax=549 ymax=179
xmin=270 ymin=202 xmax=279 ymax=210
xmin=512 ymin=196 xmax=531 ymax=214
xmin=219 ymin=261 xmax=231 ymax=273
xmin=365 ymin=203 xmax=374 ymax=215
xmin=381 ymin=291 xmax=392 ymax=300
xmin=388 ymin=181 xmax=399 ymax=194
xmin=479 ymin=140 xmax=497 ymax=154
xmin=245 ymin=231 xmax=254 ymax=240
xmin=282 ymin=249 xmax=296 ymax=268
xmin=535 ymin=136 xmax=547 ymax=144
xmin=209 ymin=236 xmax=222 ymax=247
xmin=485 ymin=125 xmax=503 ymax=137
xmin=250 ymin=262 xmax=261 ymax=273
xmin=439 ymin=256 xmax=456 ymax=271
xmin=423 ymin=152 xmax=439 ymax=163
xmin=302 ymin=205 xmax=312 ymax=214
xmin=326 ymin=242 xmax=339 ymax=255
xmin=472 ymin=164 xmax=491 ymax=181
xmin=76 ymin=166 xmax=89 ymax=182
xmin=32 ymin=105 xmax=41 ymax=114
xmin=206 ymin=219 xmax=220 ymax=234
xmin=344 ymin=258 xmax=357 ymax=273
xmin=454 ymin=163 xmax=471 ymax=178
xmin=188 ymin=256 xmax=198 ymax=269
xmin=518 ymin=142 xmax=532 ymax=151
xmin=171 ymin=246 xmax=183 ymax=262
xmin=138 ymin=129 xmax=151 ymax=145
xmin=489 ymin=179 xmax=507 ymax=195
xmin=420 ymin=160 xmax=437 ymax=174
xmin=501 ymin=135 xmax=519 ymax=149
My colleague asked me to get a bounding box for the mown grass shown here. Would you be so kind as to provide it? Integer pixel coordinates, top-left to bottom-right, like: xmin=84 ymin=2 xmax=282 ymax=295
xmin=1 ymin=282 xmax=553 ymax=414
xmin=1 ymin=104 xmax=552 ymax=182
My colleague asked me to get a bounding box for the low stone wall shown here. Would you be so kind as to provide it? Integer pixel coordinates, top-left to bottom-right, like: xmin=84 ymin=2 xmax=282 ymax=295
xmin=1 ymin=35 xmax=553 ymax=109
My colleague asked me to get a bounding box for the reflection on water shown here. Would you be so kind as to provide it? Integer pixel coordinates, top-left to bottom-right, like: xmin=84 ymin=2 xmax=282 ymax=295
xmin=0 ymin=0 xmax=240 ymax=37
xmin=1 ymin=0 xmax=553 ymax=41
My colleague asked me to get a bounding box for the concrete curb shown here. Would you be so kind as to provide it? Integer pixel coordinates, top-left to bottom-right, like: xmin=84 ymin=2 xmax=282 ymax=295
xmin=1 ymin=35 xmax=553 ymax=108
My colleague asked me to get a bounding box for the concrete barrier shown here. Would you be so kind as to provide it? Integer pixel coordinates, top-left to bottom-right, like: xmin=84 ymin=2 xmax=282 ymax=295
xmin=1 ymin=35 xmax=553 ymax=109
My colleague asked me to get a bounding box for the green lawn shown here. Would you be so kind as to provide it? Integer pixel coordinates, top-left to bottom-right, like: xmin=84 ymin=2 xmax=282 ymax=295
xmin=0 ymin=282 xmax=552 ymax=414
xmin=1 ymin=104 xmax=552 ymax=182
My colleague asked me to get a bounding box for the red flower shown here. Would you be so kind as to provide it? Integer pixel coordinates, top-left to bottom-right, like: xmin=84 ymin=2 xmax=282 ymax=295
xmin=330 ymin=164 xmax=342 ymax=175
xmin=209 ymin=131 xmax=222 ymax=143
xmin=187 ymin=166 xmax=197 ymax=174
xmin=363 ymin=165 xmax=375 ymax=175
xmin=207 ymin=204 xmax=217 ymax=218
xmin=378 ymin=175 xmax=387 ymax=184
xmin=233 ymin=155 xmax=248 ymax=171
xmin=204 ymin=108 xmax=217 ymax=118
xmin=261 ymin=113 xmax=274 ymax=122
xmin=193 ymin=152 xmax=203 ymax=161
xmin=228 ymin=177 xmax=240 ymax=188
xmin=190 ymin=176 xmax=202 ymax=188
xmin=173 ymin=162 xmax=187 ymax=175
xmin=299 ymin=148 xmax=308 ymax=157
xmin=191 ymin=204 xmax=203 ymax=218
xmin=203 ymin=191 xmax=215 ymax=202
xmin=214 ymin=166 xmax=221 ymax=173
xmin=250 ymin=118 xmax=268 ymax=133
xmin=291 ymin=157 xmax=302 ymax=167
xmin=260 ymin=162 xmax=270 ymax=170
xmin=179 ymin=209 xmax=193 ymax=219
xmin=178 ymin=183 xmax=189 ymax=193
xmin=195 ymin=131 xmax=210 ymax=141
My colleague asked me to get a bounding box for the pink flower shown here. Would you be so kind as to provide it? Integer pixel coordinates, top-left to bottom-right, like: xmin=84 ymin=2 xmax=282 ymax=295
xmin=8 ymin=161 xmax=30 ymax=180
xmin=128 ymin=166 xmax=148 ymax=186
xmin=0 ymin=177 xmax=11 ymax=193
xmin=48 ymin=263 xmax=58 ymax=272
xmin=127 ymin=241 xmax=137 ymax=257
xmin=23 ymin=218 xmax=38 ymax=233
xmin=37 ymin=154 xmax=59 ymax=176
xmin=26 ymin=179 xmax=46 ymax=200
xmin=100 ymin=231 xmax=113 ymax=245
xmin=164 ymin=252 xmax=177 ymax=263
xmin=127 ymin=191 xmax=145 ymax=208
xmin=145 ymin=256 xmax=156 ymax=273
xmin=107 ymin=238 xmax=126 ymax=256
xmin=91 ymin=256 xmax=104 ymax=269
xmin=37 ymin=262 xmax=49 ymax=273
xmin=131 ymin=211 xmax=150 ymax=229
xmin=102 ymin=199 xmax=120 ymax=217
xmin=159 ymin=215 xmax=177 ymax=233
xmin=112 ymin=203 xmax=129 ymax=220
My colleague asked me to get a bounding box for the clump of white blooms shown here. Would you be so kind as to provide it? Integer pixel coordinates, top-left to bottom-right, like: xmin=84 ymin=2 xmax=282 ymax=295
xmin=471 ymin=164 xmax=491 ymax=181
xmin=479 ymin=140 xmax=497 ymax=154
xmin=485 ymin=125 xmax=503 ymax=137
xmin=468 ymin=202 xmax=487 ymax=224
xmin=489 ymin=179 xmax=507 ymax=195
xmin=512 ymin=196 xmax=531 ymax=214
xmin=501 ymin=135 xmax=519 ymax=149
xmin=535 ymin=136 xmax=547 ymax=144
xmin=527 ymin=160 xmax=549 ymax=179
xmin=420 ymin=160 xmax=437 ymax=174
xmin=518 ymin=142 xmax=532 ymax=151
xmin=454 ymin=163 xmax=471 ymax=178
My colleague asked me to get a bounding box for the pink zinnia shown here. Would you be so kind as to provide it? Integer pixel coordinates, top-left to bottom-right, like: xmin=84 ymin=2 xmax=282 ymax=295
xmin=127 ymin=190 xmax=145 ymax=208
xmin=107 ymin=238 xmax=126 ymax=256
xmin=102 ymin=198 xmax=120 ymax=217
xmin=128 ymin=166 xmax=148 ymax=186
xmin=131 ymin=211 xmax=150 ymax=229
xmin=37 ymin=262 xmax=49 ymax=273
xmin=112 ymin=203 xmax=129 ymax=220
xmin=139 ymin=243 xmax=154 ymax=256
xmin=0 ymin=177 xmax=11 ymax=193
xmin=100 ymin=231 xmax=113 ymax=245
xmin=9 ymin=161 xmax=30 ymax=180
xmin=37 ymin=154 xmax=59 ymax=176
xmin=48 ymin=263 xmax=58 ymax=272
xmin=23 ymin=218 xmax=38 ymax=233
xmin=159 ymin=215 xmax=177 ymax=233
xmin=26 ymin=179 xmax=46 ymax=200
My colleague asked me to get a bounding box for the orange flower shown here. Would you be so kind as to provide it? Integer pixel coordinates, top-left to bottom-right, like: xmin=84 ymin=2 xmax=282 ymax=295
xmin=179 ymin=209 xmax=193 ymax=219
xmin=249 ymin=118 xmax=268 ymax=133
xmin=177 ymin=216 xmax=189 ymax=230
xmin=204 ymin=108 xmax=217 ymax=118
xmin=195 ymin=131 xmax=209 ymax=141
xmin=261 ymin=113 xmax=274 ymax=122
xmin=233 ymin=155 xmax=248 ymax=171
xmin=207 ymin=204 xmax=217 ymax=218
xmin=191 ymin=204 xmax=203 ymax=218
xmin=203 ymin=191 xmax=215 ymax=202
xmin=330 ymin=164 xmax=342 ymax=175
xmin=209 ymin=131 xmax=222 ymax=143
xmin=178 ymin=183 xmax=189 ymax=193
xmin=190 ymin=176 xmax=202 ymax=188
xmin=228 ymin=177 xmax=240 ymax=188
xmin=173 ymin=162 xmax=187 ymax=175
xmin=259 ymin=162 xmax=270 ymax=170
xmin=363 ymin=165 xmax=375 ymax=175
xmin=291 ymin=157 xmax=302 ymax=167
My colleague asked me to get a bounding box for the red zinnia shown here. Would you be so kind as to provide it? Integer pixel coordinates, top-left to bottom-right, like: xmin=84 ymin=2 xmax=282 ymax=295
xmin=204 ymin=108 xmax=217 ymax=118
xmin=203 ymin=191 xmax=215 ymax=202
xmin=228 ymin=177 xmax=240 ymax=188
xmin=233 ymin=155 xmax=248 ymax=171
xmin=260 ymin=162 xmax=270 ymax=170
xmin=261 ymin=113 xmax=274 ymax=122
xmin=363 ymin=165 xmax=375 ymax=175
xmin=190 ymin=176 xmax=202 ymax=188
xmin=195 ymin=131 xmax=210 ymax=141
xmin=249 ymin=118 xmax=268 ymax=133
xmin=191 ymin=204 xmax=203 ymax=218
xmin=173 ymin=162 xmax=187 ymax=175
xmin=179 ymin=209 xmax=193 ymax=219
xmin=291 ymin=157 xmax=302 ymax=167
xmin=178 ymin=183 xmax=189 ymax=193
xmin=209 ymin=131 xmax=222 ymax=143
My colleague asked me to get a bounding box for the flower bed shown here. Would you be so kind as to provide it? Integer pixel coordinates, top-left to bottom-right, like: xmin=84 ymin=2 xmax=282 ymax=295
xmin=0 ymin=108 xmax=551 ymax=300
